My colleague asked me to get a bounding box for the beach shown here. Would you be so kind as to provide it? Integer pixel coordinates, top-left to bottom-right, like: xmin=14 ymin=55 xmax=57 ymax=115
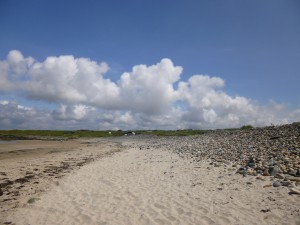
xmin=0 ymin=139 xmax=122 ymax=224
xmin=1 ymin=125 xmax=300 ymax=225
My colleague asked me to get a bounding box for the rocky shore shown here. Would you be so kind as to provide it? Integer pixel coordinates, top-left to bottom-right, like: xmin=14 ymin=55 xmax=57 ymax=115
xmin=127 ymin=123 xmax=300 ymax=195
xmin=2 ymin=123 xmax=300 ymax=225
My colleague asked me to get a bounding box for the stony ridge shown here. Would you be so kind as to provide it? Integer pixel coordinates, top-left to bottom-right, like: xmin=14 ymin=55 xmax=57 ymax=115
xmin=128 ymin=123 xmax=300 ymax=193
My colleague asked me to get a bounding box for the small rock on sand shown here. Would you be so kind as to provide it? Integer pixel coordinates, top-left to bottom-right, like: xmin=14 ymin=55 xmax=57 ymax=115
xmin=289 ymin=187 xmax=300 ymax=195
xmin=273 ymin=181 xmax=282 ymax=187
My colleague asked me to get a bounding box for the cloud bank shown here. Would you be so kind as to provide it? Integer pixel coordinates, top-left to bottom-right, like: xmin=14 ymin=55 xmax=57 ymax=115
xmin=0 ymin=50 xmax=299 ymax=130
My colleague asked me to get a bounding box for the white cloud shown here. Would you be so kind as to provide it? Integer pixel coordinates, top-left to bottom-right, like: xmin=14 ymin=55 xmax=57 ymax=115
xmin=0 ymin=101 xmax=45 ymax=129
xmin=0 ymin=50 xmax=34 ymax=91
xmin=26 ymin=55 xmax=120 ymax=107
xmin=0 ymin=50 xmax=299 ymax=130
xmin=52 ymin=104 xmax=93 ymax=120
xmin=118 ymin=58 xmax=182 ymax=114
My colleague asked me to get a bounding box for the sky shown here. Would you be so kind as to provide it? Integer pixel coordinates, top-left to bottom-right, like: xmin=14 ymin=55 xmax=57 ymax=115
xmin=0 ymin=0 xmax=300 ymax=130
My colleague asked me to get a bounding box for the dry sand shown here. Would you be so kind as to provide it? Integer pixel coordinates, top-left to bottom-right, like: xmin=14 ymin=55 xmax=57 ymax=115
xmin=4 ymin=139 xmax=300 ymax=225
xmin=0 ymin=139 xmax=122 ymax=224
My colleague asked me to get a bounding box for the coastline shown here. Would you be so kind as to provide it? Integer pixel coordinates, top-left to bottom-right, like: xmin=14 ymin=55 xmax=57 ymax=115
xmin=0 ymin=139 xmax=122 ymax=224
xmin=1 ymin=124 xmax=300 ymax=224
xmin=8 ymin=140 xmax=300 ymax=225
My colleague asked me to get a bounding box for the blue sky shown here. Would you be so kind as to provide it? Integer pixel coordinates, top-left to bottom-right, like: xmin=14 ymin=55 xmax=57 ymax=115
xmin=0 ymin=0 xmax=300 ymax=130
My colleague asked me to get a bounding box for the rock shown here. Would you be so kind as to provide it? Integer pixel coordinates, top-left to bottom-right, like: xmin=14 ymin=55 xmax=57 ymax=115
xmin=0 ymin=188 xmax=3 ymax=196
xmin=263 ymin=169 xmax=270 ymax=176
xmin=261 ymin=208 xmax=271 ymax=213
xmin=275 ymin=174 xmax=285 ymax=179
xmin=247 ymin=157 xmax=256 ymax=168
xmin=256 ymin=176 xmax=266 ymax=181
xmin=273 ymin=181 xmax=282 ymax=187
xmin=288 ymin=169 xmax=297 ymax=176
xmin=269 ymin=165 xmax=280 ymax=176
xmin=281 ymin=181 xmax=292 ymax=187
xmin=289 ymin=187 xmax=300 ymax=195
xmin=256 ymin=169 xmax=263 ymax=174
xmin=248 ymin=162 xmax=256 ymax=168
xmin=289 ymin=177 xmax=300 ymax=182
xmin=237 ymin=167 xmax=247 ymax=174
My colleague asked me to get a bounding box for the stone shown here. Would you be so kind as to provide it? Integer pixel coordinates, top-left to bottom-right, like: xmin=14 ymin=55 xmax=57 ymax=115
xmin=281 ymin=181 xmax=292 ymax=187
xmin=247 ymin=157 xmax=256 ymax=168
xmin=269 ymin=165 xmax=280 ymax=176
xmin=289 ymin=187 xmax=300 ymax=195
xmin=275 ymin=174 xmax=285 ymax=179
xmin=256 ymin=169 xmax=262 ymax=174
xmin=289 ymin=177 xmax=300 ymax=182
xmin=289 ymin=169 xmax=297 ymax=176
xmin=263 ymin=169 xmax=270 ymax=176
xmin=256 ymin=176 xmax=266 ymax=181
xmin=273 ymin=181 xmax=282 ymax=187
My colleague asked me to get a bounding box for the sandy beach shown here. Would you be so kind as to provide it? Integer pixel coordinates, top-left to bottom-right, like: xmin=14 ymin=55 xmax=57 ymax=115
xmin=0 ymin=139 xmax=122 ymax=224
xmin=1 ymin=126 xmax=300 ymax=225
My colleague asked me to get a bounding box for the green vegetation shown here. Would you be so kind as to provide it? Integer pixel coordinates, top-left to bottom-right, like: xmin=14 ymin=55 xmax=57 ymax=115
xmin=0 ymin=129 xmax=210 ymax=139
xmin=0 ymin=130 xmax=124 ymax=140
xmin=240 ymin=125 xmax=254 ymax=130
xmin=292 ymin=121 xmax=300 ymax=126
xmin=8 ymin=123 xmax=299 ymax=139
xmin=139 ymin=130 xmax=209 ymax=136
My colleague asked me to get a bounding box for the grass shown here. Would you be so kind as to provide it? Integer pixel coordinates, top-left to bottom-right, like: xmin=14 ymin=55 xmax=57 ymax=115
xmin=292 ymin=121 xmax=300 ymax=126
xmin=138 ymin=130 xmax=209 ymax=136
xmin=7 ymin=122 xmax=298 ymax=139
xmin=0 ymin=130 xmax=125 ymax=140
xmin=240 ymin=125 xmax=254 ymax=130
xmin=0 ymin=129 xmax=211 ymax=139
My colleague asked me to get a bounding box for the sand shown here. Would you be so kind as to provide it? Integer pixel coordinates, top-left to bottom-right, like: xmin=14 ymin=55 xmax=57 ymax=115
xmin=0 ymin=139 xmax=122 ymax=224
xmin=4 ymin=139 xmax=300 ymax=225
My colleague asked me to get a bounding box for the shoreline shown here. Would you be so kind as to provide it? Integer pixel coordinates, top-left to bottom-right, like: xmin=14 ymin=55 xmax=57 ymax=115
xmin=1 ymin=123 xmax=300 ymax=224
xmin=0 ymin=139 xmax=123 ymax=224
xmin=8 ymin=141 xmax=300 ymax=225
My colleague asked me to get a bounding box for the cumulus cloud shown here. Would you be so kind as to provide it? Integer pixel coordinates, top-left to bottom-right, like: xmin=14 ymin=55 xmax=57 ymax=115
xmin=0 ymin=101 xmax=50 ymax=130
xmin=118 ymin=58 xmax=182 ymax=114
xmin=0 ymin=50 xmax=34 ymax=91
xmin=51 ymin=104 xmax=93 ymax=120
xmin=0 ymin=50 xmax=299 ymax=130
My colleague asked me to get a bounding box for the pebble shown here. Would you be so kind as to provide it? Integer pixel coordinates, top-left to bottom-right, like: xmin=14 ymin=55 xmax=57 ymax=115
xmin=275 ymin=174 xmax=285 ymax=179
xmin=281 ymin=181 xmax=292 ymax=187
xmin=269 ymin=166 xmax=280 ymax=176
xmin=130 ymin=123 xmax=300 ymax=195
xmin=289 ymin=187 xmax=300 ymax=195
xmin=263 ymin=169 xmax=270 ymax=176
xmin=256 ymin=176 xmax=265 ymax=181
xmin=289 ymin=177 xmax=300 ymax=182
xmin=273 ymin=181 xmax=282 ymax=187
